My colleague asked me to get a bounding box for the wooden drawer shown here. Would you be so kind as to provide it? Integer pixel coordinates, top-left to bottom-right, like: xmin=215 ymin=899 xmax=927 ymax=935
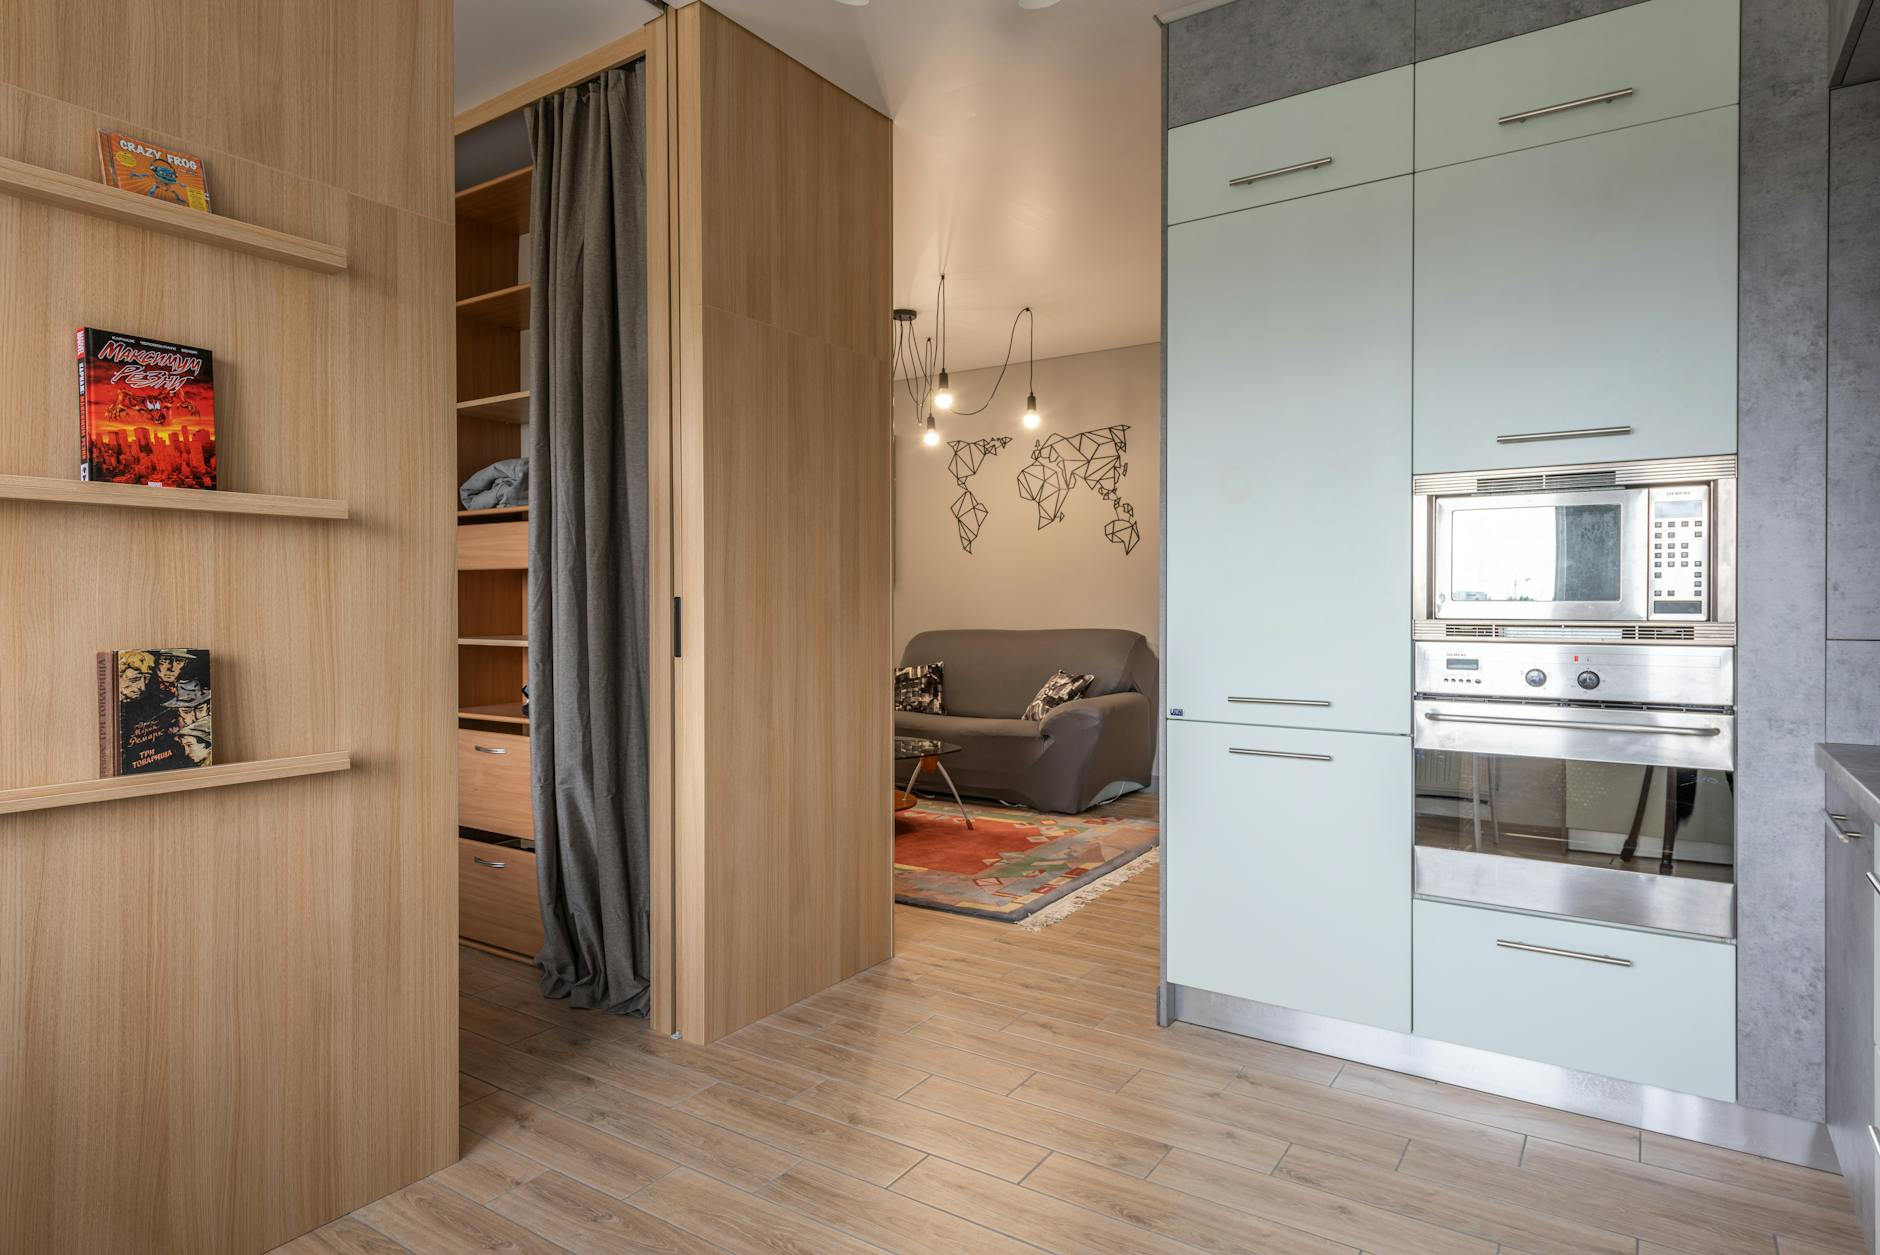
xmin=459 ymin=728 xmax=532 ymax=838
xmin=457 ymin=520 xmax=527 ymax=570
xmin=1167 ymin=67 xmax=1411 ymax=226
xmin=1413 ymin=898 xmax=1735 ymax=1101
xmin=459 ymin=838 xmax=544 ymax=959
xmin=1415 ymin=0 xmax=1738 ymax=170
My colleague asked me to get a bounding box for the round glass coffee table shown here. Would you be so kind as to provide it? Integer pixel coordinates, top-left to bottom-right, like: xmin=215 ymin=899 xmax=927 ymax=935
xmin=893 ymin=736 xmax=973 ymax=829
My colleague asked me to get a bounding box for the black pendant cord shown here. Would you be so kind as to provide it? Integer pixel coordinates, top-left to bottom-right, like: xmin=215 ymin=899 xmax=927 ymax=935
xmin=953 ymin=305 xmax=1032 ymax=418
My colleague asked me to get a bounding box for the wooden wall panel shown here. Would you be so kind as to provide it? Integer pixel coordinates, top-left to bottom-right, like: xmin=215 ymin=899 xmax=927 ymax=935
xmin=673 ymin=3 xmax=893 ymax=1043
xmin=0 ymin=5 xmax=455 ymax=1251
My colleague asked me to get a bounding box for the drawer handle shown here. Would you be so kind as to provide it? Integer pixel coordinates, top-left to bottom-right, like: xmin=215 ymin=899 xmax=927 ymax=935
xmin=1870 ymin=1125 xmax=1880 ymax=1158
xmin=1227 ymin=156 xmax=1333 ymax=188
xmin=473 ymin=856 xmax=508 ymax=869
xmin=1424 ymin=710 xmax=1719 ymax=737
xmin=1496 ymin=425 xmax=1633 ymax=445
xmin=473 ymin=745 xmax=510 ymax=755
xmin=1827 ymin=809 xmax=1864 ymax=842
xmin=1498 ymin=87 xmax=1635 ymax=126
xmin=1229 ymin=747 xmax=1333 ymax=763
xmin=1496 ymin=938 xmax=1632 ymax=967
xmin=1866 ymin=871 xmax=1880 ymax=897
xmin=1228 ymin=696 xmax=1331 ymax=708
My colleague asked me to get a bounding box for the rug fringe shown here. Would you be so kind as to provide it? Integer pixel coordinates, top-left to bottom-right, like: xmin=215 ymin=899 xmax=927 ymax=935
xmin=1017 ymin=848 xmax=1159 ymax=932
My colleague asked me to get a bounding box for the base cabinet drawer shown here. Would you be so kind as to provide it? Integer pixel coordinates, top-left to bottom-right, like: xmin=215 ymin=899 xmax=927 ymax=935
xmin=459 ymin=838 xmax=544 ymax=959
xmin=459 ymin=728 xmax=532 ymax=838
xmin=1413 ymin=899 xmax=1735 ymax=1101
xmin=1166 ymin=720 xmax=1411 ymax=1031
xmin=457 ymin=520 xmax=527 ymax=570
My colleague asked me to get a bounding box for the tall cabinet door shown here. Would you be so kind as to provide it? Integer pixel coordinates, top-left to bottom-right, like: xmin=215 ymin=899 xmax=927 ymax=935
xmin=1166 ymin=176 xmax=1412 ymax=735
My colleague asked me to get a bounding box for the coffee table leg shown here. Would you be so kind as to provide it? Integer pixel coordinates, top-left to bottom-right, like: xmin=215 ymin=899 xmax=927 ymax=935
xmin=931 ymin=759 xmax=973 ymax=829
xmin=902 ymin=758 xmax=922 ymax=805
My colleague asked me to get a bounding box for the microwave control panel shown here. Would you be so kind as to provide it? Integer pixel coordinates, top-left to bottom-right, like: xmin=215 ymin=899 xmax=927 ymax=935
xmin=1648 ymin=485 xmax=1710 ymax=620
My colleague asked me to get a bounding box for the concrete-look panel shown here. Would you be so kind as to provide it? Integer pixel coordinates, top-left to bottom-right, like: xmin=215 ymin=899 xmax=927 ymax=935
xmin=1165 ymin=0 xmax=1411 ymax=129
xmin=1414 ymin=0 xmax=1649 ymax=62
xmin=1829 ymin=641 xmax=1880 ymax=743
xmin=1736 ymin=0 xmax=1831 ymax=1123
xmin=1831 ymin=82 xmax=1880 ymax=639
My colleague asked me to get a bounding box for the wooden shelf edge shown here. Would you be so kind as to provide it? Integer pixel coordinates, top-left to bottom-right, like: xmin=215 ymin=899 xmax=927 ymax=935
xmin=0 ymin=475 xmax=347 ymax=520
xmin=0 ymin=156 xmax=346 ymax=274
xmin=456 ymin=167 xmax=533 ymax=235
xmin=457 ymin=390 xmax=530 ymax=424
xmin=456 ymin=282 xmax=532 ymax=331
xmin=458 ymin=505 xmax=528 ymax=520
xmin=459 ymin=636 xmax=528 ymax=648
xmin=459 ymin=704 xmax=528 ymax=726
xmin=0 ymin=751 xmax=352 ymax=818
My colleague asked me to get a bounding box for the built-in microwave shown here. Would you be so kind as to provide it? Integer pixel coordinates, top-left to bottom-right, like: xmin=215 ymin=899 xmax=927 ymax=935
xmin=1413 ymin=455 xmax=1735 ymax=643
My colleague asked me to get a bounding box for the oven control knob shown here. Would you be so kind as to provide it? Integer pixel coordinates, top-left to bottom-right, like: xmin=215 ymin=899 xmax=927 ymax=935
xmin=1524 ymin=669 xmax=1547 ymax=687
xmin=1577 ymin=670 xmax=1601 ymax=690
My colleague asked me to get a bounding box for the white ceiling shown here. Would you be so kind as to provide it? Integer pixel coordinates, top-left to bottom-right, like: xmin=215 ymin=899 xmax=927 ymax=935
xmin=453 ymin=0 xmax=1166 ymax=371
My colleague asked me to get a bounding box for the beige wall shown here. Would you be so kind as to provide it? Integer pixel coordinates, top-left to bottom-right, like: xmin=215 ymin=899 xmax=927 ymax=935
xmin=893 ymin=341 xmax=1160 ymax=657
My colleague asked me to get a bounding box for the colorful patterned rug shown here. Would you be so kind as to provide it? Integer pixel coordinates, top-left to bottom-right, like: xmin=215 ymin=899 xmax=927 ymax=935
xmin=894 ymin=802 xmax=1160 ymax=923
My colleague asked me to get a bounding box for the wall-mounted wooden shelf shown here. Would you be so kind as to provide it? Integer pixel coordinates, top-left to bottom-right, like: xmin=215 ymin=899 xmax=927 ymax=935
xmin=0 ymin=475 xmax=347 ymax=519
xmin=459 ymin=703 xmax=528 ymax=726
xmin=0 ymin=751 xmax=351 ymax=817
xmin=458 ymin=505 xmax=528 ymax=521
xmin=457 ymin=390 xmax=530 ymax=424
xmin=457 ymin=283 xmax=531 ymax=331
xmin=459 ymin=635 xmax=527 ymax=648
xmin=457 ymin=167 xmax=532 ymax=234
xmin=0 ymin=156 xmax=347 ymax=274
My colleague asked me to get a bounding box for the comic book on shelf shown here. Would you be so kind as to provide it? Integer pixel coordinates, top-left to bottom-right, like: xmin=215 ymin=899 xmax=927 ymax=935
xmin=96 ymin=648 xmax=213 ymax=777
xmin=76 ymin=328 xmax=217 ymax=490
xmin=95 ymin=130 xmax=211 ymax=212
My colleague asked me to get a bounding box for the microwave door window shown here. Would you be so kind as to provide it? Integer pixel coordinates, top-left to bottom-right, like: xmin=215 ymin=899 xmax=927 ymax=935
xmin=1449 ymin=504 xmax=1623 ymax=607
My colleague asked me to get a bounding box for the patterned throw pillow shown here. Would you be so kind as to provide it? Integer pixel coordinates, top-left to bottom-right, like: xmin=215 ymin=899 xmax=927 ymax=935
xmin=894 ymin=661 xmax=945 ymax=714
xmin=1022 ymin=669 xmax=1095 ymax=721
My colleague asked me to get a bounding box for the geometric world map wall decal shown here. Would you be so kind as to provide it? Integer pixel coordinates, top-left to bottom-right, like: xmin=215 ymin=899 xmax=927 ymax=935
xmin=944 ymin=436 xmax=1013 ymax=553
xmin=1016 ymin=425 xmax=1138 ymax=555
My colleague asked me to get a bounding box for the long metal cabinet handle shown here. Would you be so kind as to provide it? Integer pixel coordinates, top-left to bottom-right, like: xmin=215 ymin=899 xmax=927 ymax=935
xmin=1423 ymin=711 xmax=1720 ymax=737
xmin=1496 ymin=939 xmax=1633 ymax=967
xmin=1227 ymin=156 xmax=1333 ymax=187
xmin=1496 ymin=425 xmax=1634 ymax=445
xmin=472 ymin=745 xmax=509 ymax=755
xmin=1498 ymin=87 xmax=1635 ymax=126
xmin=1229 ymin=747 xmax=1333 ymax=762
xmin=473 ymin=856 xmax=508 ymax=869
xmin=1228 ymin=696 xmax=1332 ymax=708
xmin=1827 ymin=809 xmax=1865 ymax=842
xmin=1870 ymin=1125 xmax=1880 ymax=1158
xmin=1866 ymin=871 xmax=1880 ymax=897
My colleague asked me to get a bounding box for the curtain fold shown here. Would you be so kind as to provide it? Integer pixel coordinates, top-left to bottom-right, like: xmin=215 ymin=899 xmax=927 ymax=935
xmin=524 ymin=63 xmax=651 ymax=1015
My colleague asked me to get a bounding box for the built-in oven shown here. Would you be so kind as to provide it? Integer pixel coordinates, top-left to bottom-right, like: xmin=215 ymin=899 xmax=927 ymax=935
xmin=1412 ymin=640 xmax=1735 ymax=939
xmin=1414 ymin=455 xmax=1735 ymax=642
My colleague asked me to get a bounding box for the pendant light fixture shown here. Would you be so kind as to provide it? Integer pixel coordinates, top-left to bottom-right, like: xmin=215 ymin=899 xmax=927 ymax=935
xmin=932 ymin=276 xmax=953 ymax=410
xmin=890 ymin=281 xmax=1041 ymax=447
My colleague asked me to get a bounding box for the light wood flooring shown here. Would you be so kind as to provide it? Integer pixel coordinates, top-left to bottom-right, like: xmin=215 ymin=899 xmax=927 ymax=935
xmin=279 ymin=863 xmax=1863 ymax=1255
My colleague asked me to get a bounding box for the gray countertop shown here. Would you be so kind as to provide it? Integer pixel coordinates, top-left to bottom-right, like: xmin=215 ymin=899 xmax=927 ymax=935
xmin=1818 ymin=743 xmax=1880 ymax=824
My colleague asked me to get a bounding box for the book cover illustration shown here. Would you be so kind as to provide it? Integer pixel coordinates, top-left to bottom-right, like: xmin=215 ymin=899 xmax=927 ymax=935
xmin=76 ymin=328 xmax=217 ymax=489
xmin=96 ymin=131 xmax=211 ymax=212
xmin=97 ymin=649 xmax=213 ymax=777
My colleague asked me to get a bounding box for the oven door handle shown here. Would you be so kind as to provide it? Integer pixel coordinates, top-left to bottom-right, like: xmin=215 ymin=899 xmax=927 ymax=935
xmin=1421 ymin=711 xmax=1722 ymax=737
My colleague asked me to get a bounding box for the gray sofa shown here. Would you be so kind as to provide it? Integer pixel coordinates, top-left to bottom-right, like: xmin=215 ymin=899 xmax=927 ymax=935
xmin=895 ymin=628 xmax=1158 ymax=814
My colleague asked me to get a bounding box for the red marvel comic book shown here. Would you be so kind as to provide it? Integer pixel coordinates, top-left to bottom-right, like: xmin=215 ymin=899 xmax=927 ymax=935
xmin=96 ymin=130 xmax=212 ymax=212
xmin=76 ymin=328 xmax=217 ymax=489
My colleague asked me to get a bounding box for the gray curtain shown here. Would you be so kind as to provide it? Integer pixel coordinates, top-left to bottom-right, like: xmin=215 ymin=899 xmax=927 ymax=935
xmin=525 ymin=64 xmax=651 ymax=1016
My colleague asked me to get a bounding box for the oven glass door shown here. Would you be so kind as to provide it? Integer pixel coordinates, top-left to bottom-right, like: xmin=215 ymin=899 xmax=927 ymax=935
xmin=1432 ymin=488 xmax=1648 ymax=620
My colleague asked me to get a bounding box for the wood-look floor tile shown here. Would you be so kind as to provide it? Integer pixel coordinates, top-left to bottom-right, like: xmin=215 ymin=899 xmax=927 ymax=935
xmin=1272 ymin=1145 xmax=1637 ymax=1255
xmin=458 ymin=947 xmax=535 ymax=996
xmin=459 ymin=1029 xmax=622 ymax=1111
xmin=1094 ymin=1010 xmax=1345 ymax=1084
xmin=1226 ymin=1068 xmax=1525 ymax=1166
xmin=269 ymin=1216 xmax=411 ymax=1254
xmin=789 ymin=1078 xmax=1048 ymax=1181
xmin=833 ymin=968 xmax=1027 ymax=1029
xmin=1002 ymin=1014 xmax=1240 ymax=1090
xmin=907 ymin=1014 xmax=1139 ymax=1091
xmin=460 ymin=1092 xmax=676 ymax=1201
xmin=488 ymin=1170 xmax=723 ymax=1255
xmin=1123 ymin=1069 xmax=1408 ymax=1167
xmin=1640 ymin=1130 xmax=1855 ymax=1216
xmin=510 ymin=1028 xmax=715 ymax=1105
xmin=891 ymin=1155 xmax=1199 ymax=1255
xmin=884 ymin=955 xmax=1122 ymax=1026
xmin=1775 ymin=1234 xmax=1871 ymax=1255
xmin=458 ymin=993 xmax=551 ymax=1046
xmin=757 ymin=1159 xmax=1039 ymax=1255
xmin=716 ymin=1021 xmax=928 ymax=1097
xmin=427 ymin=1129 xmax=544 ymax=1204
xmin=352 ymin=1180 xmax=565 ymax=1255
xmin=1012 ymin=1072 xmax=1287 ymax=1173
xmin=810 ymin=1017 xmax=1034 ymax=1093
xmin=552 ymin=1077 xmax=799 ymax=1192
xmin=458 ymin=1073 xmax=498 ymax=1107
xmin=633 ymin=1166 xmax=882 ymax=1255
xmin=790 ymin=980 xmax=937 ymax=1033
xmin=1028 ymin=1151 xmax=1360 ymax=1255
xmin=560 ymin=1018 xmax=824 ymax=1102
xmin=676 ymin=1082 xmax=924 ymax=1187
xmin=900 ymin=1075 xmax=1171 ymax=1176
xmin=1147 ymin=1147 xmax=1495 ymax=1255
xmin=1332 ymin=1062 xmax=1641 ymax=1159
